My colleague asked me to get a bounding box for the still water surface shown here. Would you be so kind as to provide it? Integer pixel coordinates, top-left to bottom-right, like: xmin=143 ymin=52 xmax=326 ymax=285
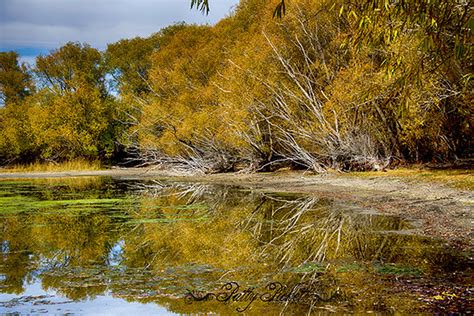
xmin=0 ymin=177 xmax=471 ymax=314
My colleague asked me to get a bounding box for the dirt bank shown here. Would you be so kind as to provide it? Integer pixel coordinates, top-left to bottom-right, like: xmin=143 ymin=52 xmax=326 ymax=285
xmin=0 ymin=168 xmax=472 ymax=249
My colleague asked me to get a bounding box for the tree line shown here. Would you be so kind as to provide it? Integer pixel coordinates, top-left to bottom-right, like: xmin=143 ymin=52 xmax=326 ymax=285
xmin=0 ymin=0 xmax=472 ymax=171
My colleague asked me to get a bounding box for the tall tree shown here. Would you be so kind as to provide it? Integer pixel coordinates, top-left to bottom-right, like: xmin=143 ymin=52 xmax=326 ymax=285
xmin=31 ymin=42 xmax=118 ymax=160
xmin=105 ymin=24 xmax=186 ymax=97
xmin=35 ymin=42 xmax=106 ymax=96
xmin=0 ymin=52 xmax=33 ymax=105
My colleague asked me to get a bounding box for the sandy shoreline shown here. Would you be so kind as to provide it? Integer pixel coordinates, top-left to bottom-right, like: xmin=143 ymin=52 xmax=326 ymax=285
xmin=0 ymin=168 xmax=176 ymax=179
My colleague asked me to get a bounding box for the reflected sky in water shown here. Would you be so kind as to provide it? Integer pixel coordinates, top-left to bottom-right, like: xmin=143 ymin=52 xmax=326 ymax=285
xmin=1 ymin=281 xmax=175 ymax=315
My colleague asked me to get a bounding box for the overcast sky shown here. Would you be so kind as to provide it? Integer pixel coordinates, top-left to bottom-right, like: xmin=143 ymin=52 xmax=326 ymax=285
xmin=0 ymin=0 xmax=239 ymax=65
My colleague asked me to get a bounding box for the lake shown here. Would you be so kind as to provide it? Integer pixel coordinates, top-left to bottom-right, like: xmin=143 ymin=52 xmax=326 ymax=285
xmin=0 ymin=177 xmax=471 ymax=314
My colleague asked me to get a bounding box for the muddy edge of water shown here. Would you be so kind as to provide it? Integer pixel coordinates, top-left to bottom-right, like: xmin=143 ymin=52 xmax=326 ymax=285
xmin=0 ymin=168 xmax=472 ymax=249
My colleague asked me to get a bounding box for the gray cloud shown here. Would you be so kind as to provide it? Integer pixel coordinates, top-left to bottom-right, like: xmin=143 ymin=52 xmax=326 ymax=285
xmin=0 ymin=0 xmax=239 ymax=50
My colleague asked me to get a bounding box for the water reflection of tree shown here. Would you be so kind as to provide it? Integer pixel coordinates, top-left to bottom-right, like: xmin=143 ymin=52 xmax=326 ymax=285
xmin=0 ymin=212 xmax=120 ymax=297
xmin=0 ymin=215 xmax=34 ymax=294
xmin=0 ymin=178 xmax=123 ymax=297
xmin=133 ymin=182 xmax=417 ymax=270
xmin=121 ymin=182 xmax=457 ymax=313
xmin=243 ymin=195 xmax=411 ymax=266
xmin=0 ymin=180 xmax=464 ymax=313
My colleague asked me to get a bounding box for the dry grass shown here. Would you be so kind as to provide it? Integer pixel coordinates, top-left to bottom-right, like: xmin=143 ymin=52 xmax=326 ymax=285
xmin=345 ymin=167 xmax=473 ymax=191
xmin=1 ymin=159 xmax=103 ymax=173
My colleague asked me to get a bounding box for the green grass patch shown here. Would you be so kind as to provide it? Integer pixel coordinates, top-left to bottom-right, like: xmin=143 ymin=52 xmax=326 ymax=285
xmin=336 ymin=263 xmax=366 ymax=273
xmin=0 ymin=195 xmax=132 ymax=215
xmin=290 ymin=262 xmax=327 ymax=273
xmin=374 ymin=263 xmax=422 ymax=276
xmin=33 ymin=198 xmax=124 ymax=207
